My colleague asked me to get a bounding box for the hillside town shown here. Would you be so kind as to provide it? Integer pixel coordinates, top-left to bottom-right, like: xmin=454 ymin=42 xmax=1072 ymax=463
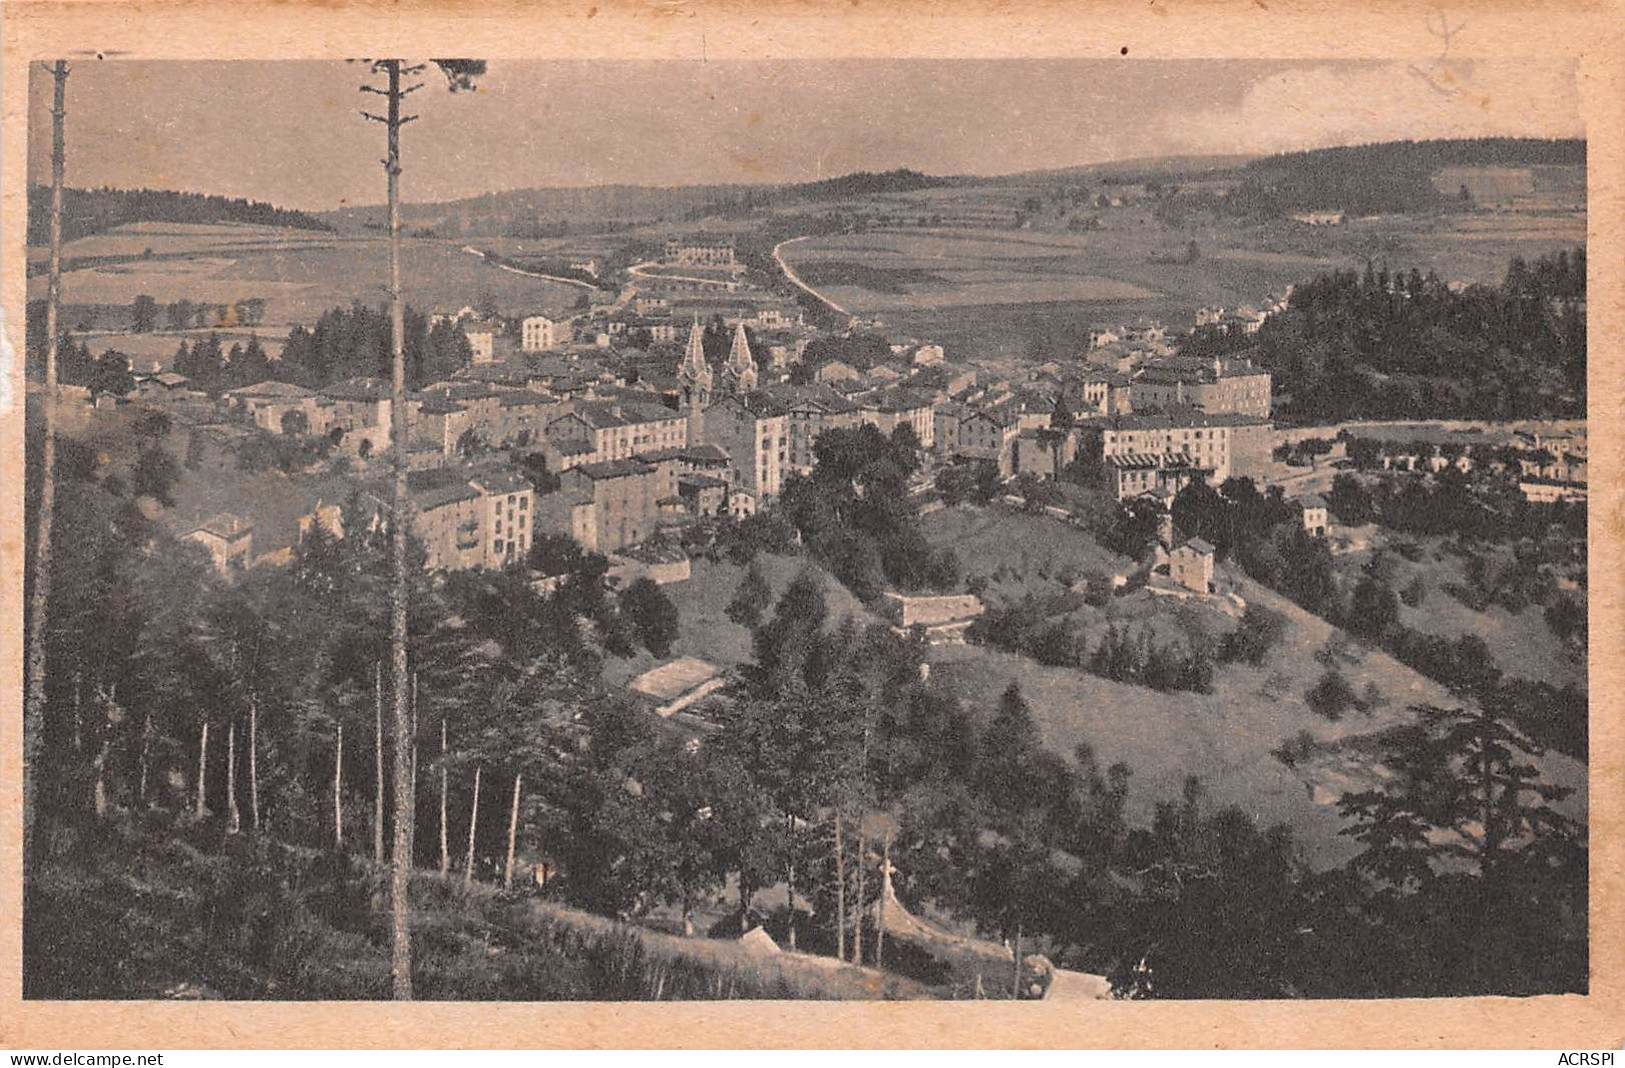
xmin=88 ymin=232 xmax=1585 ymax=606
xmin=20 ymin=52 xmax=1591 ymax=1017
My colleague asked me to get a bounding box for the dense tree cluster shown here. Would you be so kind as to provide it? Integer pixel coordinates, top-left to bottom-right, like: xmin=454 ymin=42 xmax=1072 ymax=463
xmin=171 ymin=334 xmax=272 ymax=392
xmin=778 ymin=424 xmax=959 ymax=603
xmin=276 ymin=303 xmax=475 ymax=389
xmin=967 ymin=598 xmax=1217 ymax=695
xmin=1187 ymin=248 xmax=1586 ymax=422
xmin=1327 ymin=469 xmax=1587 ymax=545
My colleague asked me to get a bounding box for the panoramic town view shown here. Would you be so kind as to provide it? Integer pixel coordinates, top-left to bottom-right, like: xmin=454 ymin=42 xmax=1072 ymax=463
xmin=21 ymin=58 xmax=1588 ymax=1002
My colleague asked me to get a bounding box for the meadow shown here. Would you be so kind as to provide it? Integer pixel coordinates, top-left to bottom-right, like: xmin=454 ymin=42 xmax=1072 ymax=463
xmin=914 ymin=507 xmax=1585 ymax=869
xmin=28 ymin=222 xmax=585 ymax=366
xmin=777 ymin=179 xmax=1585 ymax=359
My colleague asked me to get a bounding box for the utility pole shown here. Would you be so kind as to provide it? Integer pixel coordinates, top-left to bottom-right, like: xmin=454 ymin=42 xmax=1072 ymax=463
xmin=24 ymin=60 xmax=69 ymax=865
xmin=361 ymin=58 xmax=421 ymax=1002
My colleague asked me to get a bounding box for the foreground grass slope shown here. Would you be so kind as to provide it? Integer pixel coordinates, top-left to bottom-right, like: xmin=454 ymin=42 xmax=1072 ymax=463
xmin=26 ymin=812 xmax=924 ymax=1001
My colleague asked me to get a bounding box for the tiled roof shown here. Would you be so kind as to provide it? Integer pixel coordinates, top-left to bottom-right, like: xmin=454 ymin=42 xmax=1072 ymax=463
xmin=185 ymin=513 xmax=253 ymax=540
xmin=228 ymin=380 xmax=311 ymax=399
xmin=572 ymin=458 xmax=655 ymax=480
xmin=320 ymin=378 xmax=390 ymax=402
xmin=1081 ymin=407 xmax=1271 ymax=432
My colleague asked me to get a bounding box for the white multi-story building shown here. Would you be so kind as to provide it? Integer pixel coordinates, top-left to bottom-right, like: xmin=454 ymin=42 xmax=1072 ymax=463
xmin=522 ymin=315 xmax=566 ymax=353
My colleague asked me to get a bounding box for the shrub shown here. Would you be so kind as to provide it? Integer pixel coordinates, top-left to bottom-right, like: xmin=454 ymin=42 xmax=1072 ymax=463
xmin=1306 ymin=669 xmax=1359 ymax=720
xmin=1221 ymin=604 xmax=1287 ymax=666
xmin=1271 ymin=730 xmax=1320 ymax=769
xmin=726 ymin=563 xmax=773 ymax=628
xmin=619 ymin=577 xmax=679 ymax=658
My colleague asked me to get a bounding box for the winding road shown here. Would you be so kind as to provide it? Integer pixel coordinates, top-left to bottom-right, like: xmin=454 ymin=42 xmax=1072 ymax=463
xmin=772 ymin=235 xmax=852 ymax=318
xmin=460 ymin=245 xmax=599 ymax=290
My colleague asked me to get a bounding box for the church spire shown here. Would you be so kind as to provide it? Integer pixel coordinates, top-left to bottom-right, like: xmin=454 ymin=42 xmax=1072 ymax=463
xmin=724 ymin=322 xmax=758 ymax=392
xmin=682 ymin=317 xmax=709 ymax=379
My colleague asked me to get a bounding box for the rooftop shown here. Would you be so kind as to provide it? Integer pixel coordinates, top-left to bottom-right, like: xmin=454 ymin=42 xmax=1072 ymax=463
xmin=572 ymin=457 xmax=656 ymax=480
xmin=630 ymin=656 xmax=723 ymax=705
xmin=228 ymin=379 xmax=312 ymax=399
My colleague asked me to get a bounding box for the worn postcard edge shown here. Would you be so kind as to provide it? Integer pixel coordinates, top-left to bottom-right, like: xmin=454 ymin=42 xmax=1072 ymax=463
xmin=0 ymin=0 xmax=1621 ymax=1049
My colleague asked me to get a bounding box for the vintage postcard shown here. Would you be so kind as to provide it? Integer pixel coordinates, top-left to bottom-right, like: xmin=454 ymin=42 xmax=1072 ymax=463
xmin=2 ymin=0 xmax=1621 ymax=1050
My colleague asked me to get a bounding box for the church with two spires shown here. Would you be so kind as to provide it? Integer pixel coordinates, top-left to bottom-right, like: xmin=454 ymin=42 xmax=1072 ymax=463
xmin=676 ymin=318 xmax=787 ymax=512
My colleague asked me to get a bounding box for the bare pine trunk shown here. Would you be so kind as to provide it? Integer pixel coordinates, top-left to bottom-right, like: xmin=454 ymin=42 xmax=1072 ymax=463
xmin=93 ymin=742 xmax=109 ymax=818
xmin=876 ymin=835 xmax=890 ymax=971
xmin=384 ymin=59 xmax=416 ymax=1002
xmin=438 ymin=719 xmax=449 ymax=875
xmin=334 ymin=723 xmax=344 ymax=848
xmin=72 ymin=672 xmax=83 ymax=753
xmin=226 ymin=720 xmax=240 ymax=834
xmin=195 ymin=721 xmax=209 ymax=819
xmin=465 ymin=764 xmax=482 ymax=887
xmin=785 ymin=815 xmax=797 ymax=951
xmin=834 ymin=815 xmax=846 ymax=963
xmin=1011 ymin=922 xmax=1023 ymax=999
xmin=853 ymin=826 xmax=866 ymax=966
xmin=22 ymin=60 xmax=69 ymax=865
xmin=137 ymin=712 xmax=151 ymax=808
xmin=248 ymin=692 xmax=260 ymax=831
xmin=504 ymin=771 xmax=522 ymax=889
xmin=374 ymin=661 xmax=385 ymax=866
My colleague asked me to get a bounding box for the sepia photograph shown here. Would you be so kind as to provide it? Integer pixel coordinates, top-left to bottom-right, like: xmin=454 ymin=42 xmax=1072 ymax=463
xmin=3 ymin=4 xmax=1619 ymax=1045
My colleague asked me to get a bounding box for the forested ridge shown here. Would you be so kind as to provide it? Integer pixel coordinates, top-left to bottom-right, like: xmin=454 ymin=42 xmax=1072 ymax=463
xmin=1220 ymin=137 xmax=1584 ymax=217
xmin=27 ymin=185 xmax=333 ymax=244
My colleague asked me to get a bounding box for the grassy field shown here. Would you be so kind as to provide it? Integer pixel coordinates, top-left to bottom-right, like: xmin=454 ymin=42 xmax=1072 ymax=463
xmin=28 ymin=222 xmax=584 ymax=343
xmin=778 ymin=186 xmax=1584 ymax=358
xmin=915 ymin=507 xmax=1586 ymax=869
xmin=598 ymin=552 xmax=884 ymax=691
xmin=1334 ymin=536 xmax=1588 ymax=693
xmin=920 ymin=503 xmax=1133 ymax=599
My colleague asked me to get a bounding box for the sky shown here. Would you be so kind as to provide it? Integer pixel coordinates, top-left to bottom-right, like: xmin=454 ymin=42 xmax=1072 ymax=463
xmin=27 ymin=58 xmax=1583 ymax=213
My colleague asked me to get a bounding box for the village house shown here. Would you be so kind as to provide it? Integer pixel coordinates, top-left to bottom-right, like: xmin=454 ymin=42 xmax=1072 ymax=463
xmin=813 ymin=359 xmax=862 ymax=384
xmin=1072 ymin=408 xmax=1274 ymax=497
xmin=542 ymin=457 xmax=673 ymax=553
xmin=779 ymin=387 xmax=861 ymax=475
xmin=1013 ymin=426 xmax=1079 ymax=479
xmin=1296 ymin=494 xmax=1329 ymax=536
xmin=857 ymin=388 xmax=936 ymax=449
xmin=1075 ymin=370 xmax=1134 ymax=416
xmin=522 ymin=315 xmax=567 ymax=352
xmin=180 ymin=513 xmax=254 ymax=577
xmin=312 ymin=378 xmax=395 ymax=455
xmin=664 ymin=236 xmax=738 ymax=268
xmin=1168 ymin=537 xmax=1216 ymax=594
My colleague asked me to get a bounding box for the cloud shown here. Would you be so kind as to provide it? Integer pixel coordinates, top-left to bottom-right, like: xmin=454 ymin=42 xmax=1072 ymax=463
xmin=1156 ymin=60 xmax=1582 ymax=157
